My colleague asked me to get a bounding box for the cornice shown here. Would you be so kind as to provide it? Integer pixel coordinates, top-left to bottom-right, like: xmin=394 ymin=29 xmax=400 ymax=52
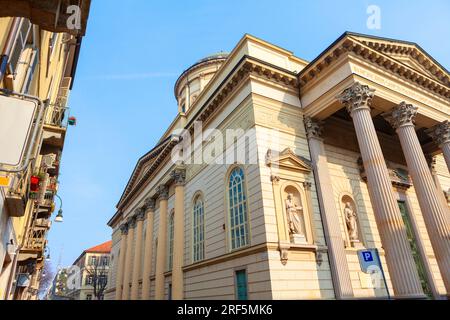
xmin=299 ymin=37 xmax=450 ymax=100
xmin=115 ymin=56 xmax=298 ymax=212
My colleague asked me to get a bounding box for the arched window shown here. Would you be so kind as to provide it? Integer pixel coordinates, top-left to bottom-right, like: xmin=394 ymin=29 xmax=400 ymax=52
xmin=168 ymin=210 xmax=174 ymax=270
xmin=192 ymin=195 xmax=205 ymax=262
xmin=228 ymin=167 xmax=250 ymax=250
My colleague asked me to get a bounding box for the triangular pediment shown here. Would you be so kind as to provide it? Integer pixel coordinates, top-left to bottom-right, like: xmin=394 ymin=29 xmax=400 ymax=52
xmin=348 ymin=33 xmax=450 ymax=87
xmin=265 ymin=148 xmax=312 ymax=172
xmin=117 ymin=137 xmax=171 ymax=206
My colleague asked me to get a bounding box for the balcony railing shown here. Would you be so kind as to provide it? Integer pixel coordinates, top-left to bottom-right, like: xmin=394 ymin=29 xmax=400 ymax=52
xmin=5 ymin=163 xmax=32 ymax=217
xmin=44 ymin=103 xmax=70 ymax=128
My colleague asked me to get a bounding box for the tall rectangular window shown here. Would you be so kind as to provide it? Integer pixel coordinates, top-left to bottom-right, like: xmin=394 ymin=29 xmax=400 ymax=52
xmin=193 ymin=196 xmax=205 ymax=262
xmin=228 ymin=167 xmax=250 ymax=250
xmin=168 ymin=211 xmax=174 ymax=270
xmin=235 ymin=270 xmax=248 ymax=300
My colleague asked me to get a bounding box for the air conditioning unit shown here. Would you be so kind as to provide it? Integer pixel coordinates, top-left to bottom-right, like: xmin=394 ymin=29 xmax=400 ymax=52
xmin=42 ymin=153 xmax=57 ymax=169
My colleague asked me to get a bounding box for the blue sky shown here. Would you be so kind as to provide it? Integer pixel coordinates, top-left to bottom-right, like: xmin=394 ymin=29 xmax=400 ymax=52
xmin=47 ymin=0 xmax=450 ymax=267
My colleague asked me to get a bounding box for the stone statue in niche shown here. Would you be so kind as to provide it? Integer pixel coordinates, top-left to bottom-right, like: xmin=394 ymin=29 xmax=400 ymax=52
xmin=285 ymin=193 xmax=307 ymax=244
xmin=344 ymin=202 xmax=359 ymax=245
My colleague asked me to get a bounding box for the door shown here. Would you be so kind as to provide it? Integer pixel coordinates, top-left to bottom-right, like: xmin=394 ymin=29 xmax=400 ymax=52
xmin=235 ymin=270 xmax=248 ymax=300
xmin=397 ymin=201 xmax=432 ymax=298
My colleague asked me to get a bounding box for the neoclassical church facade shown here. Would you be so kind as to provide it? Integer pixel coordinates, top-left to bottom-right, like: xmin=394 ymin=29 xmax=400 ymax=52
xmin=105 ymin=32 xmax=450 ymax=300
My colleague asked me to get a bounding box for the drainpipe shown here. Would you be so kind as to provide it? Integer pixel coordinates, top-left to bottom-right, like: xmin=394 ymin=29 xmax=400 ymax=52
xmin=0 ymin=17 xmax=21 ymax=83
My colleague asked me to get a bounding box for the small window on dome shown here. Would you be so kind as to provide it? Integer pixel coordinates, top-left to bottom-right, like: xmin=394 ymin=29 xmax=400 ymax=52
xmin=181 ymin=103 xmax=186 ymax=113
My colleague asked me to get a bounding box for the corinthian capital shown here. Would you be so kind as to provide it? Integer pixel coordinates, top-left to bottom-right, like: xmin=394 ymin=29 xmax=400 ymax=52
xmin=127 ymin=215 xmax=137 ymax=228
xmin=304 ymin=116 xmax=324 ymax=139
xmin=171 ymin=168 xmax=186 ymax=186
xmin=426 ymin=120 xmax=450 ymax=146
xmin=135 ymin=207 xmax=146 ymax=221
xmin=383 ymin=102 xmax=418 ymax=130
xmin=144 ymin=197 xmax=156 ymax=211
xmin=337 ymin=82 xmax=375 ymax=115
xmin=120 ymin=223 xmax=129 ymax=235
xmin=156 ymin=185 xmax=169 ymax=200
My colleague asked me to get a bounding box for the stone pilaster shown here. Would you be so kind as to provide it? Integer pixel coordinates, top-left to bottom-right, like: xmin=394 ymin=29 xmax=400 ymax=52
xmin=384 ymin=102 xmax=450 ymax=295
xmin=141 ymin=198 xmax=156 ymax=300
xmin=121 ymin=216 xmax=136 ymax=300
xmin=154 ymin=185 xmax=169 ymax=300
xmin=130 ymin=208 xmax=146 ymax=300
xmin=427 ymin=120 xmax=450 ymax=170
xmin=304 ymin=116 xmax=354 ymax=299
xmin=171 ymin=168 xmax=186 ymax=300
xmin=115 ymin=223 xmax=128 ymax=300
xmin=338 ymin=83 xmax=425 ymax=298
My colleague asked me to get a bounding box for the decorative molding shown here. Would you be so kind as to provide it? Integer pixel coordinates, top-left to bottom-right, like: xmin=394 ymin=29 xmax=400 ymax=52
xmin=299 ymin=35 xmax=450 ymax=99
xmin=171 ymin=167 xmax=186 ymax=186
xmin=127 ymin=216 xmax=137 ymax=229
xmin=337 ymin=82 xmax=375 ymax=115
xmin=383 ymin=102 xmax=418 ymax=129
xmin=144 ymin=198 xmax=156 ymax=211
xmin=120 ymin=223 xmax=129 ymax=235
xmin=117 ymin=56 xmax=298 ymax=212
xmin=426 ymin=120 xmax=450 ymax=147
xmin=357 ymin=157 xmax=412 ymax=189
xmin=266 ymin=148 xmax=312 ymax=173
xmin=156 ymin=185 xmax=169 ymax=200
xmin=270 ymin=175 xmax=281 ymax=184
xmin=304 ymin=116 xmax=324 ymax=139
xmin=135 ymin=208 xmax=146 ymax=221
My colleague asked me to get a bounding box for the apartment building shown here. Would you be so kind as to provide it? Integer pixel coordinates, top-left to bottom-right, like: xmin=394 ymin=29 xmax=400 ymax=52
xmin=0 ymin=1 xmax=91 ymax=300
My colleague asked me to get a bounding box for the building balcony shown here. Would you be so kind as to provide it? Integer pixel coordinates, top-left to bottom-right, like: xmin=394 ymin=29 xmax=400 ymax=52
xmin=42 ymin=103 xmax=70 ymax=149
xmin=4 ymin=165 xmax=32 ymax=217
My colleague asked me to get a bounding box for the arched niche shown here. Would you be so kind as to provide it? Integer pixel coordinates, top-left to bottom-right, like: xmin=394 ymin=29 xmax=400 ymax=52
xmin=340 ymin=194 xmax=364 ymax=248
xmin=281 ymin=183 xmax=313 ymax=245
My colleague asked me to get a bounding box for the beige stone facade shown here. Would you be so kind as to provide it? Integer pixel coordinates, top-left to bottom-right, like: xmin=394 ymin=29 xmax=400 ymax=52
xmin=106 ymin=33 xmax=450 ymax=300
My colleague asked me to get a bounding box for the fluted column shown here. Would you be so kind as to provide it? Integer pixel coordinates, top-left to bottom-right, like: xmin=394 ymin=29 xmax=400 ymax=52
xmin=384 ymin=102 xmax=450 ymax=294
xmin=114 ymin=223 xmax=129 ymax=300
xmin=304 ymin=117 xmax=354 ymax=299
xmin=338 ymin=83 xmax=424 ymax=298
xmin=121 ymin=216 xmax=136 ymax=300
xmin=427 ymin=121 xmax=450 ymax=171
xmin=154 ymin=185 xmax=169 ymax=300
xmin=130 ymin=208 xmax=146 ymax=300
xmin=171 ymin=168 xmax=186 ymax=300
xmin=142 ymin=198 xmax=156 ymax=300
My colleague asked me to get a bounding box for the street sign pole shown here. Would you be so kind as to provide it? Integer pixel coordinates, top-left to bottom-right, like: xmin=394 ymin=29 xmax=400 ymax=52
xmin=374 ymin=248 xmax=390 ymax=300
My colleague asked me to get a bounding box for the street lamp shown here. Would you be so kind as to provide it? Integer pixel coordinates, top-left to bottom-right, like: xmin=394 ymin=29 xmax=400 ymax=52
xmin=54 ymin=194 xmax=63 ymax=223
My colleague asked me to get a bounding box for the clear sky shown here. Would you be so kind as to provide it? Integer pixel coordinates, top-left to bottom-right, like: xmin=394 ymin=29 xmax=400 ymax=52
xmin=46 ymin=0 xmax=450 ymax=267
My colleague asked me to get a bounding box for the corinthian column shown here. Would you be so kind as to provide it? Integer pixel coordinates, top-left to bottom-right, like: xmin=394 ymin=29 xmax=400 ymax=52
xmin=121 ymin=216 xmax=136 ymax=300
xmin=427 ymin=121 xmax=450 ymax=170
xmin=130 ymin=208 xmax=146 ymax=300
xmin=154 ymin=185 xmax=169 ymax=300
xmin=338 ymin=83 xmax=424 ymax=298
xmin=171 ymin=168 xmax=186 ymax=300
xmin=142 ymin=198 xmax=156 ymax=300
xmin=115 ymin=223 xmax=128 ymax=300
xmin=384 ymin=102 xmax=450 ymax=294
xmin=304 ymin=117 xmax=354 ymax=299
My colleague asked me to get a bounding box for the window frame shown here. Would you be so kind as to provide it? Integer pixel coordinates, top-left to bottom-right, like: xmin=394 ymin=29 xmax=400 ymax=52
xmin=167 ymin=209 xmax=175 ymax=270
xmin=192 ymin=193 xmax=205 ymax=263
xmin=226 ymin=165 xmax=251 ymax=251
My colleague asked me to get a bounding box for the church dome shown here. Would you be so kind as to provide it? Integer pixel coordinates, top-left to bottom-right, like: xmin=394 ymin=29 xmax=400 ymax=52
xmin=174 ymin=52 xmax=229 ymax=114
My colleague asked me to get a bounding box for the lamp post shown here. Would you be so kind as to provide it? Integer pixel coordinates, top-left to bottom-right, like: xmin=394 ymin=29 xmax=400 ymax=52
xmin=54 ymin=194 xmax=63 ymax=223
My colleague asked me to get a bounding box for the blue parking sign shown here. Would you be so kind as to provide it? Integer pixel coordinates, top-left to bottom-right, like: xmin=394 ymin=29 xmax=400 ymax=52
xmin=363 ymin=251 xmax=373 ymax=262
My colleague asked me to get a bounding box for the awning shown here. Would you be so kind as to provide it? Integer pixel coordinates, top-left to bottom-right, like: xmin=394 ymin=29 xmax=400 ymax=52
xmin=0 ymin=0 xmax=91 ymax=36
